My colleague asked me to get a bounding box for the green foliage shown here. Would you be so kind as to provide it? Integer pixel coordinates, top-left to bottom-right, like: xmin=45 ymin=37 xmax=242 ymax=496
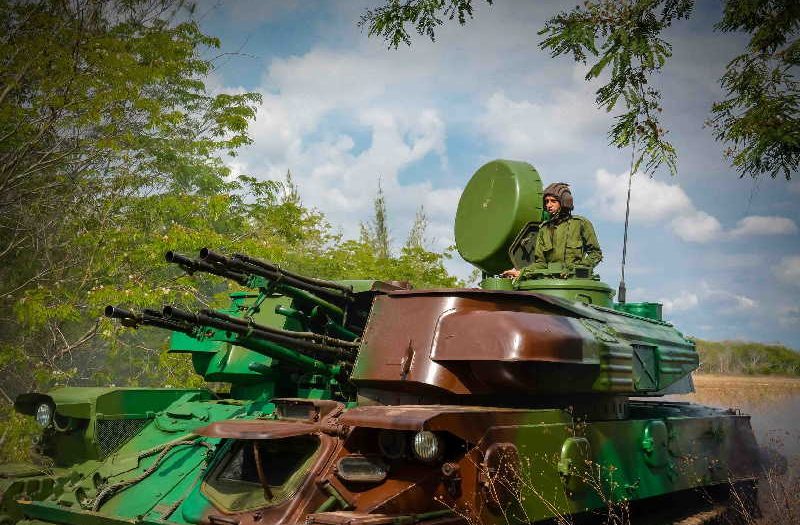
xmin=356 ymin=186 xmax=457 ymax=287
xmin=0 ymin=405 xmax=38 ymax=464
xmin=360 ymin=0 xmax=800 ymax=180
xmin=405 ymin=205 xmax=429 ymax=250
xmin=0 ymin=0 xmax=261 ymax=405
xmin=359 ymin=0 xmax=493 ymax=49
xmin=359 ymin=181 xmax=392 ymax=259
xmin=695 ymin=339 xmax=800 ymax=376
xmin=709 ymin=0 xmax=800 ymax=180
xmin=539 ymin=0 xmax=691 ymax=176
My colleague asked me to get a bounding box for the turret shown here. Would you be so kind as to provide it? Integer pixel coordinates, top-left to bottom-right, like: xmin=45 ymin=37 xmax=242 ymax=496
xmin=350 ymin=160 xmax=697 ymax=411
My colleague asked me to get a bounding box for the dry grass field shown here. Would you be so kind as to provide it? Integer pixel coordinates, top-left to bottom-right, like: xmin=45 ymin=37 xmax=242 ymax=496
xmin=669 ymin=374 xmax=800 ymax=524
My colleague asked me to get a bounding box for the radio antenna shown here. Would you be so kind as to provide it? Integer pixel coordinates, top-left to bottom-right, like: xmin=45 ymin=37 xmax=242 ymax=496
xmin=618 ymin=141 xmax=636 ymax=304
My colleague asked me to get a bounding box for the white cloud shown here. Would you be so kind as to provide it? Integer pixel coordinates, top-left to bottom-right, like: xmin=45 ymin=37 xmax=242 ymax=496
xmin=239 ymin=46 xmax=446 ymax=168
xmin=592 ymin=169 xmax=693 ymax=222
xmin=729 ymin=216 xmax=798 ymax=237
xmin=670 ymin=210 xmax=723 ymax=243
xmin=661 ymin=282 xmax=758 ymax=317
xmin=592 ymin=169 xmax=722 ymax=242
xmin=775 ymin=255 xmax=800 ymax=286
xmin=660 ymin=291 xmax=699 ymax=314
xmin=729 ymin=293 xmax=758 ymax=311
xmin=283 ymin=107 xmax=453 ymax=232
xmin=591 ymin=171 xmax=799 ymax=244
xmin=478 ymin=76 xmax=608 ymax=157
xmin=700 ymin=282 xmax=759 ymax=312
xmin=223 ymin=46 xmax=464 ymax=254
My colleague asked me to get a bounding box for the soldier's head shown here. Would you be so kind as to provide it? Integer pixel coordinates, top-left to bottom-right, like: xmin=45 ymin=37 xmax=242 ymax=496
xmin=542 ymin=182 xmax=573 ymax=215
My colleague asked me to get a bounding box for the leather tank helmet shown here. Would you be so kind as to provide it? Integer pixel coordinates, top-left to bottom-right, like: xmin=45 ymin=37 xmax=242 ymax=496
xmin=543 ymin=182 xmax=573 ymax=212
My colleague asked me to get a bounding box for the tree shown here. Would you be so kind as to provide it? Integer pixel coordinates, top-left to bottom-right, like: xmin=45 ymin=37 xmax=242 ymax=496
xmin=359 ymin=180 xmax=392 ymax=258
xmin=405 ymin=205 xmax=429 ymax=250
xmin=0 ymin=0 xmax=261 ymax=407
xmin=360 ymin=0 xmax=799 ymax=180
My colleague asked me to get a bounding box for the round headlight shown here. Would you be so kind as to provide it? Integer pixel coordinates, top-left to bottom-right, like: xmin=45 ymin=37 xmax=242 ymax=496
xmin=35 ymin=403 xmax=53 ymax=428
xmin=412 ymin=431 xmax=443 ymax=463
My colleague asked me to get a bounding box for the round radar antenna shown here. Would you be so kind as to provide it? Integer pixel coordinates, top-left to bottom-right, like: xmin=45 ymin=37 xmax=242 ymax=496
xmin=454 ymin=159 xmax=543 ymax=275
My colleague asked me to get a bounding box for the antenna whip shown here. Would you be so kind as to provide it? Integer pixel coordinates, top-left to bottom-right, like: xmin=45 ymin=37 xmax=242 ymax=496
xmin=618 ymin=142 xmax=636 ymax=304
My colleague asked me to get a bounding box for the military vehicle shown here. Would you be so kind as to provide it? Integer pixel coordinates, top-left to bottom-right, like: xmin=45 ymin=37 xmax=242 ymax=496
xmin=1 ymin=160 xmax=761 ymax=525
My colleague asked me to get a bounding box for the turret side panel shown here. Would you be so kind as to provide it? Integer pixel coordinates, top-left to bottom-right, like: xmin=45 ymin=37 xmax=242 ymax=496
xmin=353 ymin=291 xmax=699 ymax=397
xmin=352 ymin=293 xmax=602 ymax=396
xmin=430 ymin=309 xmax=586 ymax=362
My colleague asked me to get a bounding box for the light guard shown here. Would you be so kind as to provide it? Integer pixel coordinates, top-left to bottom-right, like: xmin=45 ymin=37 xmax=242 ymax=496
xmin=336 ymin=454 xmax=388 ymax=483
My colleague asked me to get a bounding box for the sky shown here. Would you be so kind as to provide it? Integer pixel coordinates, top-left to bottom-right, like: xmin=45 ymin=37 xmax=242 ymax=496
xmin=194 ymin=1 xmax=800 ymax=349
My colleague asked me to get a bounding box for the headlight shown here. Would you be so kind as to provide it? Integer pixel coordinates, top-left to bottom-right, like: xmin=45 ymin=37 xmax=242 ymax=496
xmin=336 ymin=455 xmax=388 ymax=483
xmin=35 ymin=403 xmax=53 ymax=428
xmin=412 ymin=431 xmax=443 ymax=463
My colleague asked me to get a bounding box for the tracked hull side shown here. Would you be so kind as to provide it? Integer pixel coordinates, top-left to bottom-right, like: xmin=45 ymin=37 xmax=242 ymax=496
xmin=324 ymin=402 xmax=760 ymax=525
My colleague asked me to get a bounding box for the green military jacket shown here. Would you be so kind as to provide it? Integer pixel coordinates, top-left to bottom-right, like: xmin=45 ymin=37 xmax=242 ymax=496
xmin=522 ymin=214 xmax=602 ymax=276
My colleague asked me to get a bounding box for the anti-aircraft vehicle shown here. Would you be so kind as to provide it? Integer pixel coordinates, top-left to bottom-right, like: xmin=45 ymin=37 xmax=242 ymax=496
xmin=1 ymin=160 xmax=761 ymax=525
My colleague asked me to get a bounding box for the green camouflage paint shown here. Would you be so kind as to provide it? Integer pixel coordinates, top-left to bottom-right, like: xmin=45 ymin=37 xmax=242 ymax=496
xmin=3 ymin=161 xmax=763 ymax=525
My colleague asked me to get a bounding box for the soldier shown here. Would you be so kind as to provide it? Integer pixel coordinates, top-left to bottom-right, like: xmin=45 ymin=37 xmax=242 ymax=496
xmin=502 ymin=182 xmax=602 ymax=279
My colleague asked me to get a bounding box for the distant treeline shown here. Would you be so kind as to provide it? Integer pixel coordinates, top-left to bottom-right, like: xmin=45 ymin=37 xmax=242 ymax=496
xmin=694 ymin=339 xmax=800 ymax=377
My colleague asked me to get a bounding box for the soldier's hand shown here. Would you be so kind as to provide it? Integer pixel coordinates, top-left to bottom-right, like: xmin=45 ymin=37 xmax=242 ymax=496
xmin=501 ymin=268 xmax=520 ymax=278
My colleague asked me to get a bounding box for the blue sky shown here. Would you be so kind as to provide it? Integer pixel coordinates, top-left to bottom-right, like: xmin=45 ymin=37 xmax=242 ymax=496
xmin=196 ymin=1 xmax=800 ymax=349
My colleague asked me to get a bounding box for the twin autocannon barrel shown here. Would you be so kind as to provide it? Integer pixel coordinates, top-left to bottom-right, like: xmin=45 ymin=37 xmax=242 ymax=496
xmin=103 ymin=305 xmax=188 ymax=333
xmin=166 ymin=248 xmax=354 ymax=324
xmin=105 ymin=249 xmax=363 ymax=376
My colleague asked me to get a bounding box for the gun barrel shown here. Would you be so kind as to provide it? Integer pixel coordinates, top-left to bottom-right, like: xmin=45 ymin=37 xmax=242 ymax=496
xmin=232 ymin=253 xmax=353 ymax=294
xmin=275 ymin=305 xmax=357 ymax=342
xmin=198 ymin=248 xmax=352 ymax=306
xmin=105 ymin=305 xmax=192 ymax=333
xmin=197 ymin=310 xmax=356 ymax=360
xmin=104 ymin=305 xmax=138 ymax=321
xmin=163 ymin=306 xmax=344 ymax=373
xmin=200 ymin=309 xmax=358 ymax=350
xmin=165 ymin=251 xmax=250 ymax=286
xmin=161 ymin=305 xmax=200 ymax=325
xmin=162 ymin=306 xmax=357 ymax=370
xmin=198 ymin=247 xmax=229 ymax=266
